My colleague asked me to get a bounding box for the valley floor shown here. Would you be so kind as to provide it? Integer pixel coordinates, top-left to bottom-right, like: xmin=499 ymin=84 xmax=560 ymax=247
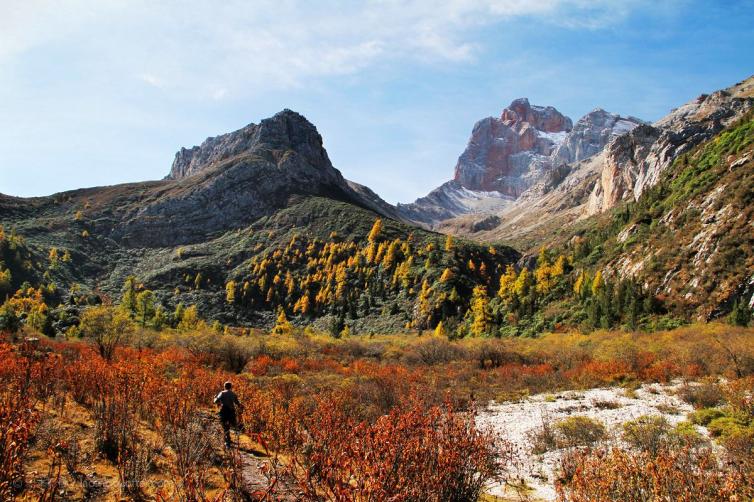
xmin=3 ymin=322 xmax=753 ymax=501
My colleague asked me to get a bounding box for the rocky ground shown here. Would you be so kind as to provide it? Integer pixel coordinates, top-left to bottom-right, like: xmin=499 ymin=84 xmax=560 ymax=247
xmin=477 ymin=381 xmax=707 ymax=501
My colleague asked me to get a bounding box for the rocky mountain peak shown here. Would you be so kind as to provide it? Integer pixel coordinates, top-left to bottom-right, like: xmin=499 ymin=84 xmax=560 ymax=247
xmin=587 ymin=76 xmax=754 ymax=215
xmin=168 ymin=109 xmax=331 ymax=180
xmin=452 ymin=99 xmax=573 ymax=195
xmin=403 ymin=100 xmax=644 ymax=228
xmin=501 ymin=98 xmax=573 ymax=133
xmin=102 ymin=109 xmax=400 ymax=247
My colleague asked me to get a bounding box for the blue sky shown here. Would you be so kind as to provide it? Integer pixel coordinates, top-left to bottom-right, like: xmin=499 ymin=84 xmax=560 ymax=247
xmin=1 ymin=1 xmax=752 ymax=204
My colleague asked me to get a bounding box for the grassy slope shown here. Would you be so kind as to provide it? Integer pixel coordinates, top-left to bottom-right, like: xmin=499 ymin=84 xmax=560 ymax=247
xmin=2 ymin=192 xmax=520 ymax=331
xmin=554 ymin=115 xmax=754 ymax=319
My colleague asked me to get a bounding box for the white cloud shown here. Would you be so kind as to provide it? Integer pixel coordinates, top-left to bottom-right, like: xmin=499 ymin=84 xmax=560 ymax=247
xmin=211 ymin=87 xmax=228 ymax=101
xmin=138 ymin=73 xmax=167 ymax=89
xmin=0 ymin=0 xmax=649 ymax=99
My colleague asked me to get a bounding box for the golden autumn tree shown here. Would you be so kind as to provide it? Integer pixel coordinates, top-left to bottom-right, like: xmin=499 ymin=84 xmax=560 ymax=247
xmin=497 ymin=264 xmax=517 ymax=300
xmin=284 ymin=271 xmax=295 ymax=297
xmin=177 ymin=305 xmax=201 ymax=331
xmin=383 ymin=240 xmax=401 ymax=269
xmin=434 ymin=320 xmax=448 ymax=338
xmin=293 ymin=295 xmax=311 ymax=316
xmin=440 ymin=268 xmax=453 ymax=283
xmin=48 ymin=247 xmax=59 ymax=267
xmin=514 ymin=267 xmax=533 ymax=298
xmin=335 ymin=266 xmax=348 ymax=301
xmin=272 ymin=308 xmax=293 ymax=336
xmin=340 ymin=324 xmax=351 ymax=338
xmin=469 ymin=286 xmax=491 ymax=337
xmin=120 ymin=276 xmax=138 ymax=315
xmin=574 ymin=270 xmax=589 ymax=297
xmin=552 ymin=255 xmax=567 ymax=278
xmin=591 ymin=270 xmax=604 ymax=296
xmin=416 ymin=280 xmax=433 ymax=328
xmin=0 ymin=267 xmax=12 ymax=297
xmin=225 ymin=280 xmax=236 ymax=304
xmin=79 ymin=305 xmax=134 ymax=361
xmin=367 ymin=218 xmax=382 ymax=243
xmin=444 ymin=234 xmax=454 ymax=252
xmin=7 ymin=287 xmax=48 ymax=332
xmin=535 ymin=248 xmax=553 ymax=294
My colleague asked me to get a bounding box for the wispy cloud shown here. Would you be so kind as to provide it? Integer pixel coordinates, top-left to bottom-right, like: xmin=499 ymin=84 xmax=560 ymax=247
xmin=138 ymin=73 xmax=167 ymax=89
xmin=0 ymin=0 xmax=649 ymax=100
xmin=1 ymin=0 xmax=747 ymax=201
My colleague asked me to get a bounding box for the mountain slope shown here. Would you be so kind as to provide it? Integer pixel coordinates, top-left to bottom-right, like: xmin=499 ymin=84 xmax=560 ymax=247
xmin=582 ymin=114 xmax=754 ymax=319
xmin=0 ymin=111 xmax=518 ymax=331
xmin=441 ymin=75 xmax=754 ymax=253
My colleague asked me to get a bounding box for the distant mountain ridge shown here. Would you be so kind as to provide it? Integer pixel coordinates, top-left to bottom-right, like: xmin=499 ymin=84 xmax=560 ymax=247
xmin=440 ymin=75 xmax=754 ymax=249
xmin=398 ymin=99 xmax=644 ymax=226
xmin=1 ymin=75 xmax=752 ymax=328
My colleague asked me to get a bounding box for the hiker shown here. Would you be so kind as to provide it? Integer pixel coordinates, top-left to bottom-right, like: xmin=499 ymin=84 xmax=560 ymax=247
xmin=214 ymin=381 xmax=243 ymax=447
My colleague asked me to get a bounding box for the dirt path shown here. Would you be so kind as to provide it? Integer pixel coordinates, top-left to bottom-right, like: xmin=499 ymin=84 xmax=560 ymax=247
xmin=233 ymin=432 xmax=300 ymax=501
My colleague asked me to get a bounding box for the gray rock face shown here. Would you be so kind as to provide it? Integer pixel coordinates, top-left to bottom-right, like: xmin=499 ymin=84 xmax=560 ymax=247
xmin=167 ymin=109 xmax=333 ymax=180
xmin=403 ymin=99 xmax=641 ymax=226
xmin=72 ymin=110 xmax=396 ymax=248
xmin=553 ymin=109 xmax=643 ymax=165
xmin=587 ymin=83 xmax=754 ymax=215
xmin=635 ymin=88 xmax=754 ymax=197
xmin=396 ymin=180 xmax=513 ymax=227
xmin=586 ymin=124 xmax=661 ymax=214
xmin=453 ymin=98 xmax=573 ymax=194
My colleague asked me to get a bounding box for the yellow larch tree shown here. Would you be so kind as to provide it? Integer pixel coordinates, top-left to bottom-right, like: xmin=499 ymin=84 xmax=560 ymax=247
xmin=272 ymin=308 xmax=293 ymax=336
xmin=444 ymin=234 xmax=454 ymax=252
xmin=434 ymin=321 xmax=448 ymax=338
xmin=514 ymin=267 xmax=533 ymax=298
xmin=440 ymin=268 xmax=453 ymax=283
xmin=498 ymin=264 xmax=517 ymax=300
xmin=591 ymin=270 xmax=604 ymax=296
xmin=367 ymin=218 xmax=382 ymax=243
xmin=225 ymin=280 xmax=236 ymax=304
xmin=469 ymin=286 xmax=491 ymax=337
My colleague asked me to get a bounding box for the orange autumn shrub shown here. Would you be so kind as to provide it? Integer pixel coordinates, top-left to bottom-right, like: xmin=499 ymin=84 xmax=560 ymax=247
xmin=640 ymin=359 xmax=681 ymax=382
xmin=290 ymin=396 xmax=506 ymax=502
xmin=564 ymin=360 xmax=633 ymax=386
xmin=249 ymin=354 xmax=275 ymax=376
xmin=494 ymin=362 xmax=562 ymax=393
xmin=556 ymin=446 xmax=753 ymax=501
xmin=277 ymin=356 xmax=300 ymax=374
xmin=0 ymin=341 xmax=54 ymax=499
xmin=0 ymin=390 xmax=38 ymax=499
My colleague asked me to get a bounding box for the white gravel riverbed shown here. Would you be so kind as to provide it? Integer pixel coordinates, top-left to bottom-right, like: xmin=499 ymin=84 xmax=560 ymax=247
xmin=477 ymin=381 xmax=705 ymax=501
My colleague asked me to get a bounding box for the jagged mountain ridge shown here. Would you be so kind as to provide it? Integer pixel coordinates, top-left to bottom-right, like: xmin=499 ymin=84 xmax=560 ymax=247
xmin=398 ymin=99 xmax=643 ymax=226
xmin=453 ymin=98 xmax=573 ymax=194
xmin=587 ymin=80 xmax=754 ymax=214
xmin=441 ymin=75 xmax=754 ymax=251
xmin=435 ymin=75 xmax=754 ymax=319
xmin=1 ymin=76 xmax=752 ymax=327
xmin=1 ymin=110 xmax=399 ymax=249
